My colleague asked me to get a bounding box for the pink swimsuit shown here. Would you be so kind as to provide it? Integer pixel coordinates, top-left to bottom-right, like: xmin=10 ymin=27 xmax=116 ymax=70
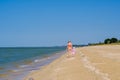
xmin=72 ymin=47 xmax=76 ymax=55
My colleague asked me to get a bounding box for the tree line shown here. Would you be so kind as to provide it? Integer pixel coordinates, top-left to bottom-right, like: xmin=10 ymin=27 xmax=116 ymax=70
xmin=104 ymin=38 xmax=119 ymax=44
xmin=88 ymin=37 xmax=120 ymax=45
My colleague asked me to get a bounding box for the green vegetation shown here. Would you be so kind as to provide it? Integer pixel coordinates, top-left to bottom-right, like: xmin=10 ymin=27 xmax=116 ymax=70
xmin=104 ymin=38 xmax=118 ymax=44
xmin=88 ymin=37 xmax=120 ymax=46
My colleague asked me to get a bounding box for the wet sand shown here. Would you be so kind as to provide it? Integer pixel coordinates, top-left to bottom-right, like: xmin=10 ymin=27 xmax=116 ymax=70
xmin=24 ymin=45 xmax=120 ymax=80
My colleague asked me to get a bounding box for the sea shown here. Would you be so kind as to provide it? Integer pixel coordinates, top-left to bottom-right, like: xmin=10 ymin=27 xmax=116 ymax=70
xmin=0 ymin=47 xmax=66 ymax=80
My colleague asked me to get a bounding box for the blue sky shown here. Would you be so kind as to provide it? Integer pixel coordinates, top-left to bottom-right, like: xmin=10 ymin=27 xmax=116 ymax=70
xmin=0 ymin=0 xmax=120 ymax=47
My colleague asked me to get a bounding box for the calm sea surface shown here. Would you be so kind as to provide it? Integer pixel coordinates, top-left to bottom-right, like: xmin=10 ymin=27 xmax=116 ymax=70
xmin=0 ymin=47 xmax=66 ymax=80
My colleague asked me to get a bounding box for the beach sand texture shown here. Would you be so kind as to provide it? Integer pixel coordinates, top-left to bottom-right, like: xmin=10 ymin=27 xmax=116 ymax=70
xmin=24 ymin=45 xmax=120 ymax=80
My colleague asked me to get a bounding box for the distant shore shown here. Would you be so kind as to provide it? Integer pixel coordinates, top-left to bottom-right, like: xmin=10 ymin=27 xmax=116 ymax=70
xmin=24 ymin=45 xmax=120 ymax=80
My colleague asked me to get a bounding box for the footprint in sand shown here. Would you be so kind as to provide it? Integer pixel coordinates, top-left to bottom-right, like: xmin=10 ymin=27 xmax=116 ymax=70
xmin=80 ymin=52 xmax=111 ymax=80
xmin=54 ymin=68 xmax=64 ymax=72
xmin=63 ymin=57 xmax=75 ymax=62
xmin=29 ymin=77 xmax=34 ymax=80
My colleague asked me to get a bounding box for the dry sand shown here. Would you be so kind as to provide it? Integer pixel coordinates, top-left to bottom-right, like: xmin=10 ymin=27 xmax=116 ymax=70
xmin=24 ymin=45 xmax=120 ymax=80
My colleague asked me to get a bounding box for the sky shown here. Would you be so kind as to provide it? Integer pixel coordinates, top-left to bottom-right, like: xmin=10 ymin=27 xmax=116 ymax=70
xmin=0 ymin=0 xmax=120 ymax=47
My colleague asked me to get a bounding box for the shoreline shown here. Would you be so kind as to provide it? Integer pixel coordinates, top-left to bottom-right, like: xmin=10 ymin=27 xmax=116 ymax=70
xmin=0 ymin=49 xmax=66 ymax=80
xmin=24 ymin=45 xmax=120 ymax=80
xmin=20 ymin=50 xmax=66 ymax=80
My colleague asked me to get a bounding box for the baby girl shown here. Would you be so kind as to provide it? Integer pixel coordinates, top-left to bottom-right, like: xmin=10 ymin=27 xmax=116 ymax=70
xmin=72 ymin=47 xmax=76 ymax=56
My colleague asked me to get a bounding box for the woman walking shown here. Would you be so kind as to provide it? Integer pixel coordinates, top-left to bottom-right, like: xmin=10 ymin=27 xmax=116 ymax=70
xmin=67 ymin=41 xmax=73 ymax=57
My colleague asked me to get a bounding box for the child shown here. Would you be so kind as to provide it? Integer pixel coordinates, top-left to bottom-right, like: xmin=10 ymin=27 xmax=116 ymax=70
xmin=72 ymin=47 xmax=76 ymax=56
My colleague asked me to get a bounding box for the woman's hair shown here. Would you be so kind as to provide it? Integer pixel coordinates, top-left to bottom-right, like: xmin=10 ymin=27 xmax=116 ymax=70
xmin=68 ymin=41 xmax=71 ymax=43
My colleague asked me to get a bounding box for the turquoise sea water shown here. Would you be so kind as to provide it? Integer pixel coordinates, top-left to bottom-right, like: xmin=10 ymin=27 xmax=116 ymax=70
xmin=0 ymin=47 xmax=66 ymax=80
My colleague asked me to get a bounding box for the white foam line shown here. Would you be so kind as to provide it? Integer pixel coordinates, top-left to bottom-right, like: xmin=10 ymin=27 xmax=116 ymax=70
xmin=79 ymin=52 xmax=111 ymax=80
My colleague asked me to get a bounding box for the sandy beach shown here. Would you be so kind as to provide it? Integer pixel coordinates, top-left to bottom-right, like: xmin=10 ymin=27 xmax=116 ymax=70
xmin=24 ymin=45 xmax=120 ymax=80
